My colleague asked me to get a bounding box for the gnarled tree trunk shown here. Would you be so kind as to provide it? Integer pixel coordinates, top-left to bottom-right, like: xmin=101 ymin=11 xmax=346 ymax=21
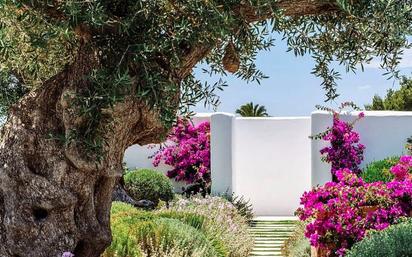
xmin=0 ymin=47 xmax=167 ymax=257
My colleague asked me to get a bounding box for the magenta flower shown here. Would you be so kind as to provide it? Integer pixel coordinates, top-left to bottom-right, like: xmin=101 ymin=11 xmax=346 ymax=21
xmin=390 ymin=155 xmax=412 ymax=181
xmin=153 ymin=119 xmax=211 ymax=184
xmin=62 ymin=252 xmax=74 ymax=257
xmin=358 ymin=112 xmax=365 ymax=118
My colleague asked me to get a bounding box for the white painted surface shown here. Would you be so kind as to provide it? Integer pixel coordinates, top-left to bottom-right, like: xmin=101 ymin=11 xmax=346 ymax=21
xmin=232 ymin=117 xmax=312 ymax=216
xmin=311 ymin=111 xmax=412 ymax=186
xmin=253 ymin=216 xmax=299 ymax=221
xmin=210 ymin=113 xmax=235 ymax=195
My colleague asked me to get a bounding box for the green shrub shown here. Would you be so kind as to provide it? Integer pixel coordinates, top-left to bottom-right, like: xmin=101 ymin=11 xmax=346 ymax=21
xmin=147 ymin=218 xmax=218 ymax=257
xmin=104 ymin=205 xmax=153 ymax=257
xmin=346 ymin=219 xmax=412 ymax=257
xmin=107 ymin=197 xmax=253 ymax=257
xmin=223 ymin=193 xmax=254 ymax=223
xmin=110 ymin=201 xmax=137 ymax=216
xmin=281 ymin=221 xmax=311 ymax=257
xmin=124 ymin=168 xmax=174 ymax=206
xmin=167 ymin=195 xmax=254 ymax=257
xmin=158 ymin=210 xmax=228 ymax=257
xmin=156 ymin=210 xmax=205 ymax=230
xmin=104 ymin=203 xmax=218 ymax=257
xmin=407 ymin=136 xmax=412 ymax=155
xmin=361 ymin=157 xmax=399 ymax=183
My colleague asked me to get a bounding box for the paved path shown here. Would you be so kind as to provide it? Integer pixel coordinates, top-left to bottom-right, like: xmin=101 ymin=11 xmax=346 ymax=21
xmin=249 ymin=217 xmax=297 ymax=257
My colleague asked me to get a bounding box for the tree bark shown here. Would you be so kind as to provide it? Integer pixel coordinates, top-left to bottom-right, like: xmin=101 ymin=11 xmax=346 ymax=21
xmin=0 ymin=46 xmax=167 ymax=257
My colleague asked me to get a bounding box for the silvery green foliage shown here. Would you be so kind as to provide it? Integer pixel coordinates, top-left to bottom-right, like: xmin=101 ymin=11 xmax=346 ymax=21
xmin=169 ymin=195 xmax=254 ymax=257
xmin=346 ymin=219 xmax=412 ymax=257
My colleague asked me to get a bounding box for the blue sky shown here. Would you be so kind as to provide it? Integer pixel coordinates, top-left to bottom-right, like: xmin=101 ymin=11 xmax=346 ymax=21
xmin=193 ymin=35 xmax=412 ymax=116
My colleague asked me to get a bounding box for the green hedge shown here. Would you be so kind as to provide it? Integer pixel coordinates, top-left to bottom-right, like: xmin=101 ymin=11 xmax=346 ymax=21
xmin=346 ymin=219 xmax=412 ymax=257
xmin=361 ymin=156 xmax=399 ymax=183
xmin=124 ymin=168 xmax=174 ymax=206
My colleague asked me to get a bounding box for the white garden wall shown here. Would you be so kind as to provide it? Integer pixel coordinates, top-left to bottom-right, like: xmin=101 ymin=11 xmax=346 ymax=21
xmin=124 ymin=111 xmax=412 ymax=216
xmin=231 ymin=117 xmax=311 ymax=216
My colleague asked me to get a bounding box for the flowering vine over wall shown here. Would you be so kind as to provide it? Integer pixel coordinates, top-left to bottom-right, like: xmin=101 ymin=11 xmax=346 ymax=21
xmin=313 ymin=102 xmax=365 ymax=180
xmin=153 ymin=119 xmax=211 ymax=185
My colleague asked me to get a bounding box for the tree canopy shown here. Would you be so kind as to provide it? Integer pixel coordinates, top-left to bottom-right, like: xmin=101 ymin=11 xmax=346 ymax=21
xmin=0 ymin=0 xmax=411 ymax=142
xmin=365 ymin=76 xmax=412 ymax=111
xmin=236 ymin=102 xmax=269 ymax=117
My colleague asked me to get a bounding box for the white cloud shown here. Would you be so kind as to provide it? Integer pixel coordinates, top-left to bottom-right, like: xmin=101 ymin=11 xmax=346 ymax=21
xmin=363 ymin=48 xmax=412 ymax=69
xmin=400 ymin=49 xmax=412 ymax=68
xmin=357 ymin=84 xmax=372 ymax=91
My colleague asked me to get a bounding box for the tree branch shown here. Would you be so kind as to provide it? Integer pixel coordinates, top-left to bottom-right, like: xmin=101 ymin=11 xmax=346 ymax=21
xmin=177 ymin=0 xmax=341 ymax=78
xmin=240 ymin=0 xmax=340 ymax=22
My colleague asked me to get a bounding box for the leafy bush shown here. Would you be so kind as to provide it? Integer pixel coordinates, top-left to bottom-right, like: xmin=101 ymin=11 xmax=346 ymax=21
xmin=346 ymin=219 xmax=412 ymax=257
xmin=281 ymin=221 xmax=311 ymax=257
xmin=361 ymin=157 xmax=399 ymax=183
xmin=406 ymin=136 xmax=412 ymax=155
xmin=158 ymin=210 xmax=227 ymax=257
xmin=167 ymin=195 xmax=254 ymax=257
xmin=105 ymin=199 xmax=253 ymax=257
xmin=124 ymin=169 xmax=174 ymax=206
xmin=223 ymin=193 xmax=254 ymax=223
xmin=110 ymin=201 xmax=139 ymax=215
xmin=149 ymin=218 xmax=218 ymax=257
xmin=156 ymin=210 xmax=205 ymax=230
xmin=103 ymin=202 xmax=218 ymax=257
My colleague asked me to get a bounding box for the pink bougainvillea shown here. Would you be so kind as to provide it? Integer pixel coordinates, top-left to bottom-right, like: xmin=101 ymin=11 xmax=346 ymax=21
xmin=390 ymin=155 xmax=412 ymax=181
xmin=320 ymin=112 xmax=365 ymax=180
xmin=297 ymin=156 xmax=412 ymax=257
xmin=153 ymin=119 xmax=210 ymax=184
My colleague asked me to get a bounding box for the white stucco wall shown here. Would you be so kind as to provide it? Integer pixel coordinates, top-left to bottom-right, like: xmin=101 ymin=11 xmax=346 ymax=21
xmin=312 ymin=111 xmax=412 ymax=186
xmin=210 ymin=113 xmax=235 ymax=195
xmin=232 ymin=117 xmax=312 ymax=216
xmin=124 ymin=111 xmax=412 ymax=216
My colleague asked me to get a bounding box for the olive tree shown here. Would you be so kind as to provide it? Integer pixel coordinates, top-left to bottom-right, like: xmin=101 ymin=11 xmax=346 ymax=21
xmin=0 ymin=0 xmax=411 ymax=256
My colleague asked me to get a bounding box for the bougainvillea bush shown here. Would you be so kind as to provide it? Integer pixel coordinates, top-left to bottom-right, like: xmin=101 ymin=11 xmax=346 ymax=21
xmin=390 ymin=155 xmax=412 ymax=181
xmin=297 ymin=156 xmax=412 ymax=257
xmin=313 ymin=103 xmax=365 ymax=181
xmin=320 ymin=113 xmax=365 ymax=178
xmin=153 ymin=119 xmax=210 ymax=185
